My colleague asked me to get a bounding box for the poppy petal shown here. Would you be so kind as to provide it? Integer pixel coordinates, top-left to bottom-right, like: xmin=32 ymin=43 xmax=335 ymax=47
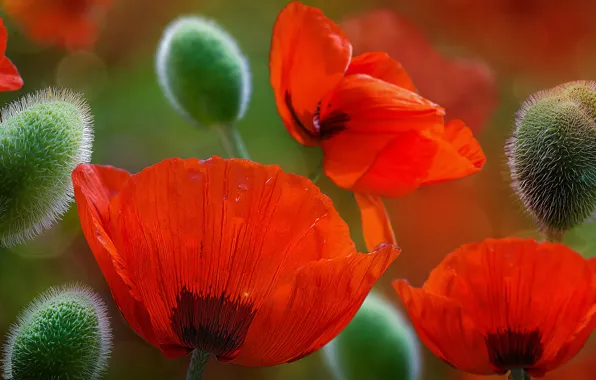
xmin=234 ymin=243 xmax=399 ymax=366
xmin=102 ymin=157 xmax=361 ymax=359
xmin=0 ymin=57 xmax=23 ymax=91
xmin=354 ymin=192 xmax=396 ymax=251
xmin=346 ymin=52 xmax=416 ymax=92
xmin=423 ymin=238 xmax=596 ymax=374
xmin=270 ymin=1 xmax=352 ymax=145
xmin=72 ymin=164 xmax=159 ymax=347
xmin=319 ymin=74 xmax=444 ymax=195
xmin=394 ymin=280 xmax=492 ymax=374
xmin=420 ymin=120 xmax=486 ymax=186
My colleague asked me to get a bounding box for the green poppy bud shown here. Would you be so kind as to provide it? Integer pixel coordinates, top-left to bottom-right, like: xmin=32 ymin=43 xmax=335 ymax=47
xmin=156 ymin=16 xmax=251 ymax=128
xmin=322 ymin=292 xmax=421 ymax=380
xmin=2 ymin=285 xmax=112 ymax=380
xmin=506 ymin=81 xmax=596 ymax=240
xmin=0 ymin=88 xmax=94 ymax=247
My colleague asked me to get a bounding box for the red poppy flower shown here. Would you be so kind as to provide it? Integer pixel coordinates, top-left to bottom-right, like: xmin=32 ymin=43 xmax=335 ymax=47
xmin=0 ymin=17 xmax=22 ymax=91
xmin=270 ymin=2 xmax=486 ymax=251
xmin=394 ymin=238 xmax=596 ymax=377
xmin=72 ymin=156 xmax=399 ymax=365
xmin=2 ymin=0 xmax=113 ymax=49
xmin=341 ymin=9 xmax=497 ymax=133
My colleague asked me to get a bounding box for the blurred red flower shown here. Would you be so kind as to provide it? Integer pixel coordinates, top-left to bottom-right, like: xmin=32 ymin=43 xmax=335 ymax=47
xmin=0 ymin=17 xmax=22 ymax=91
xmin=2 ymin=0 xmax=113 ymax=49
xmin=72 ymin=156 xmax=399 ymax=364
xmin=270 ymin=1 xmax=485 ymax=251
xmin=395 ymin=238 xmax=596 ymax=377
xmin=341 ymin=9 xmax=497 ymax=133
xmin=404 ymin=0 xmax=596 ymax=77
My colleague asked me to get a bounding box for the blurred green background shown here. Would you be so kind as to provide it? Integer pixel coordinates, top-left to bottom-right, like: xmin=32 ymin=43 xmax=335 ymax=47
xmin=1 ymin=0 xmax=596 ymax=379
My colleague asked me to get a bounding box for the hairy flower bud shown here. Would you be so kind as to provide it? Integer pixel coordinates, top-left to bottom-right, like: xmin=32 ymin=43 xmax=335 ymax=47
xmin=3 ymin=284 xmax=112 ymax=380
xmin=0 ymin=88 xmax=94 ymax=246
xmin=156 ymin=16 xmax=251 ymax=127
xmin=507 ymin=81 xmax=596 ymax=240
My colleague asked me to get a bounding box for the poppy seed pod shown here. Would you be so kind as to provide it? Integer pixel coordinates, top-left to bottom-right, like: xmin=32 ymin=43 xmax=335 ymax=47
xmin=2 ymin=285 xmax=112 ymax=380
xmin=506 ymin=81 xmax=596 ymax=240
xmin=0 ymin=88 xmax=93 ymax=247
xmin=156 ymin=16 xmax=251 ymax=127
xmin=322 ymin=292 xmax=421 ymax=380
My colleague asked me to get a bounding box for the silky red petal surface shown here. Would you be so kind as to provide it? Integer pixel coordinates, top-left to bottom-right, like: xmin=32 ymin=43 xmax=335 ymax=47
xmin=394 ymin=280 xmax=492 ymax=374
xmin=346 ymin=52 xmax=416 ymax=92
xmin=319 ymin=74 xmax=444 ymax=194
xmin=354 ymin=193 xmax=396 ymax=251
xmin=422 ymin=238 xmax=596 ymax=374
xmin=235 ymin=243 xmax=399 ymax=366
xmin=421 ymin=119 xmax=486 ymax=186
xmin=102 ymin=157 xmax=364 ymax=360
xmin=341 ymin=9 xmax=497 ymax=132
xmin=72 ymin=164 xmax=159 ymax=348
xmin=270 ymin=1 xmax=352 ymax=145
xmin=0 ymin=58 xmax=23 ymax=91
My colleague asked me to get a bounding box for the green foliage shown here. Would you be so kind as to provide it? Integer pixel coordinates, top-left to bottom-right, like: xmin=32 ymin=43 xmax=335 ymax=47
xmin=3 ymin=285 xmax=112 ymax=380
xmin=0 ymin=88 xmax=93 ymax=247
xmin=156 ymin=16 xmax=251 ymax=128
xmin=322 ymin=292 xmax=421 ymax=380
xmin=507 ymin=81 xmax=596 ymax=239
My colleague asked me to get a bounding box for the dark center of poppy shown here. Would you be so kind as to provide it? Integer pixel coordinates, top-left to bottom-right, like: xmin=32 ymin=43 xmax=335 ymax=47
xmin=485 ymin=328 xmax=544 ymax=373
xmin=170 ymin=287 xmax=257 ymax=360
xmin=284 ymin=92 xmax=349 ymax=140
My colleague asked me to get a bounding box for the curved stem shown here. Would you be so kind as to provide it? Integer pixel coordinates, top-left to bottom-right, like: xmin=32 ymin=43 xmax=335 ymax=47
xmin=308 ymin=162 xmax=323 ymax=184
xmin=215 ymin=124 xmax=251 ymax=160
xmin=186 ymin=350 xmax=210 ymax=380
xmin=508 ymin=369 xmax=530 ymax=380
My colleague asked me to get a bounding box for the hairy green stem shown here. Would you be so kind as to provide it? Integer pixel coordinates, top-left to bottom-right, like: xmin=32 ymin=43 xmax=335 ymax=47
xmin=186 ymin=350 xmax=210 ymax=380
xmin=215 ymin=124 xmax=251 ymax=160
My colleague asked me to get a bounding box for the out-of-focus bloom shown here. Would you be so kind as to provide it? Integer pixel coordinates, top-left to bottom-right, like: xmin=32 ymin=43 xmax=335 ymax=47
xmin=72 ymin=156 xmax=399 ymax=365
xmin=1 ymin=0 xmax=113 ymax=50
xmin=404 ymin=0 xmax=596 ymax=78
xmin=270 ymin=1 xmax=485 ymax=250
xmin=394 ymin=238 xmax=596 ymax=377
xmin=341 ymin=9 xmax=497 ymax=133
xmin=0 ymin=17 xmax=23 ymax=91
xmin=507 ymin=81 xmax=596 ymax=241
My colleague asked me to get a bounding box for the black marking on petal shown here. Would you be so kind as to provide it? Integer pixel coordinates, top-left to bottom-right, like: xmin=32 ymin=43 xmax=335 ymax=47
xmin=284 ymin=91 xmax=318 ymax=139
xmin=170 ymin=287 xmax=257 ymax=360
xmin=318 ymin=105 xmax=349 ymax=140
xmin=485 ymin=328 xmax=544 ymax=373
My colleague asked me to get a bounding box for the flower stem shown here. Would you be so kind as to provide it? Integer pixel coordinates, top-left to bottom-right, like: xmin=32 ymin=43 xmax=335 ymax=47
xmin=215 ymin=124 xmax=251 ymax=160
xmin=308 ymin=162 xmax=323 ymax=184
xmin=508 ymin=369 xmax=531 ymax=380
xmin=186 ymin=350 xmax=210 ymax=380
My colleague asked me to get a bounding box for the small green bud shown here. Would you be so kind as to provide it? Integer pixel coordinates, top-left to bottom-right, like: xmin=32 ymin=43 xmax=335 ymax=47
xmin=322 ymin=292 xmax=421 ymax=380
xmin=2 ymin=284 xmax=112 ymax=380
xmin=156 ymin=16 xmax=251 ymax=127
xmin=0 ymin=88 xmax=94 ymax=247
xmin=506 ymin=81 xmax=596 ymax=240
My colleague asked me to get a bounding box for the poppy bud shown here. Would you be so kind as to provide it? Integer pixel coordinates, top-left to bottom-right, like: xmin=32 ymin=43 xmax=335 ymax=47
xmin=2 ymin=285 xmax=112 ymax=380
xmin=322 ymin=292 xmax=421 ymax=380
xmin=156 ymin=16 xmax=251 ymax=128
xmin=507 ymin=81 xmax=596 ymax=240
xmin=0 ymin=88 xmax=94 ymax=247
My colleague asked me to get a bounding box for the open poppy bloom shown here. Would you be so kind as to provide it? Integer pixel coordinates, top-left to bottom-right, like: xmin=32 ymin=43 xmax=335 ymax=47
xmin=0 ymin=17 xmax=23 ymax=91
xmin=270 ymin=1 xmax=486 ymax=251
xmin=72 ymin=156 xmax=399 ymax=366
xmin=394 ymin=238 xmax=596 ymax=378
xmin=2 ymin=0 xmax=113 ymax=49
